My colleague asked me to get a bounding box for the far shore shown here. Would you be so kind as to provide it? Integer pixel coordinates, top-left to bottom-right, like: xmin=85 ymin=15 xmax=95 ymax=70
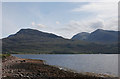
xmin=2 ymin=54 xmax=119 ymax=79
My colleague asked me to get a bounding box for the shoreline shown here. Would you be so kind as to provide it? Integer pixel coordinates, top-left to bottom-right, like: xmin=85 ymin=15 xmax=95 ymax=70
xmin=12 ymin=54 xmax=118 ymax=77
xmin=45 ymin=63 xmax=118 ymax=78
xmin=2 ymin=55 xmax=119 ymax=79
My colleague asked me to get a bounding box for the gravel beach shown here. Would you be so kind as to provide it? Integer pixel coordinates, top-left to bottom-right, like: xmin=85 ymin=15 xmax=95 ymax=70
xmin=2 ymin=56 xmax=119 ymax=79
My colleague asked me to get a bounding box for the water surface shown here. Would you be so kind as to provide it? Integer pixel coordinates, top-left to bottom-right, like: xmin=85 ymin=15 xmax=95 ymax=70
xmin=12 ymin=54 xmax=118 ymax=76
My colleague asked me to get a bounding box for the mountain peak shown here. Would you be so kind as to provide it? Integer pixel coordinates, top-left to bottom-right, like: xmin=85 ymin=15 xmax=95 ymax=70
xmin=19 ymin=28 xmax=39 ymax=31
xmin=93 ymin=29 xmax=104 ymax=33
xmin=8 ymin=28 xmax=64 ymax=39
xmin=72 ymin=32 xmax=90 ymax=40
xmin=17 ymin=28 xmax=41 ymax=33
xmin=3 ymin=28 xmax=118 ymax=54
xmin=72 ymin=29 xmax=118 ymax=43
xmin=94 ymin=29 xmax=117 ymax=33
xmin=96 ymin=29 xmax=103 ymax=31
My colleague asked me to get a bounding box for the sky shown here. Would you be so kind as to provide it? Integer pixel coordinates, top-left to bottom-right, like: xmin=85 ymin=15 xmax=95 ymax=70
xmin=2 ymin=2 xmax=118 ymax=39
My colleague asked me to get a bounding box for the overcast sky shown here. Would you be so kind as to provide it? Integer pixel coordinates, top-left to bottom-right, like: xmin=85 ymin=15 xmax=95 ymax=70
xmin=2 ymin=2 xmax=118 ymax=39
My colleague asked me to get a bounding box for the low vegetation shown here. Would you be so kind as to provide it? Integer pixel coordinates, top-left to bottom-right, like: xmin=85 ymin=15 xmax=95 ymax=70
xmin=2 ymin=29 xmax=118 ymax=54
xmin=0 ymin=54 xmax=11 ymax=59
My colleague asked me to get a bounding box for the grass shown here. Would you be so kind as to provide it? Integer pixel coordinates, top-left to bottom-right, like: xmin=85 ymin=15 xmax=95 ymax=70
xmin=0 ymin=54 xmax=11 ymax=59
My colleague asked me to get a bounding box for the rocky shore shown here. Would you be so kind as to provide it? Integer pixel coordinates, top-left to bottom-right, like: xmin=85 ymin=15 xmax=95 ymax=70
xmin=2 ymin=55 xmax=119 ymax=79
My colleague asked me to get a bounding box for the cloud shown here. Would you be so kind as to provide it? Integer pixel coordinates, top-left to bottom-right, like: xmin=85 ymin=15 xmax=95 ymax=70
xmin=30 ymin=2 xmax=118 ymax=39
xmin=72 ymin=2 xmax=118 ymax=19
xmin=36 ymin=24 xmax=46 ymax=27
xmin=65 ymin=19 xmax=103 ymax=32
xmin=31 ymin=22 xmax=46 ymax=28
xmin=56 ymin=21 xmax=60 ymax=24
xmin=31 ymin=22 xmax=35 ymax=26
xmin=87 ymin=20 xmax=104 ymax=29
xmin=57 ymin=17 xmax=117 ymax=39
xmin=61 ymin=2 xmax=118 ymax=37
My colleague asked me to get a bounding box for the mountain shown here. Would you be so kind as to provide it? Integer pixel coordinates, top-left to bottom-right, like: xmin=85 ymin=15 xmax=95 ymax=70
xmin=8 ymin=29 xmax=64 ymax=40
xmin=2 ymin=29 xmax=118 ymax=54
xmin=72 ymin=32 xmax=90 ymax=41
xmin=72 ymin=29 xmax=118 ymax=43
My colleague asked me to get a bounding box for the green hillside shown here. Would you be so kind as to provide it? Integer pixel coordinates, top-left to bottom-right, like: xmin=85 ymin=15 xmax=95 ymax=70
xmin=2 ymin=29 xmax=118 ymax=54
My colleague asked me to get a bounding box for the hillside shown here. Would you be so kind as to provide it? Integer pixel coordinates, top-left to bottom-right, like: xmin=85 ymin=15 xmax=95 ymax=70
xmin=72 ymin=29 xmax=118 ymax=43
xmin=2 ymin=29 xmax=118 ymax=54
xmin=72 ymin=32 xmax=90 ymax=41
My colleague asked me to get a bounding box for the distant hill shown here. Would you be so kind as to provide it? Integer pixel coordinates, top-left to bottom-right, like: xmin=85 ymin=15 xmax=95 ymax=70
xmin=72 ymin=29 xmax=118 ymax=43
xmin=72 ymin=32 xmax=90 ymax=41
xmin=2 ymin=29 xmax=118 ymax=54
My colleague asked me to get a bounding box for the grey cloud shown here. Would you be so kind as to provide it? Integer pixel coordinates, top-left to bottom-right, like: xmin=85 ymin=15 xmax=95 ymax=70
xmin=90 ymin=21 xmax=104 ymax=29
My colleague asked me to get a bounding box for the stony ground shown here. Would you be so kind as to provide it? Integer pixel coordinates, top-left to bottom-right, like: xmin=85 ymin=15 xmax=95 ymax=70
xmin=2 ymin=56 xmax=119 ymax=79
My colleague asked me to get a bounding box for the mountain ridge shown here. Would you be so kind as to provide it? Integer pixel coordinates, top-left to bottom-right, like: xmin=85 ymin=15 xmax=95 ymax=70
xmin=2 ymin=28 xmax=118 ymax=54
xmin=8 ymin=29 xmax=64 ymax=39
xmin=72 ymin=29 xmax=118 ymax=43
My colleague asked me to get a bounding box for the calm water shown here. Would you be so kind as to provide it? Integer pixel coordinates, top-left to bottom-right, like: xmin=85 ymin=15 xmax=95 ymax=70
xmin=12 ymin=54 xmax=118 ymax=76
